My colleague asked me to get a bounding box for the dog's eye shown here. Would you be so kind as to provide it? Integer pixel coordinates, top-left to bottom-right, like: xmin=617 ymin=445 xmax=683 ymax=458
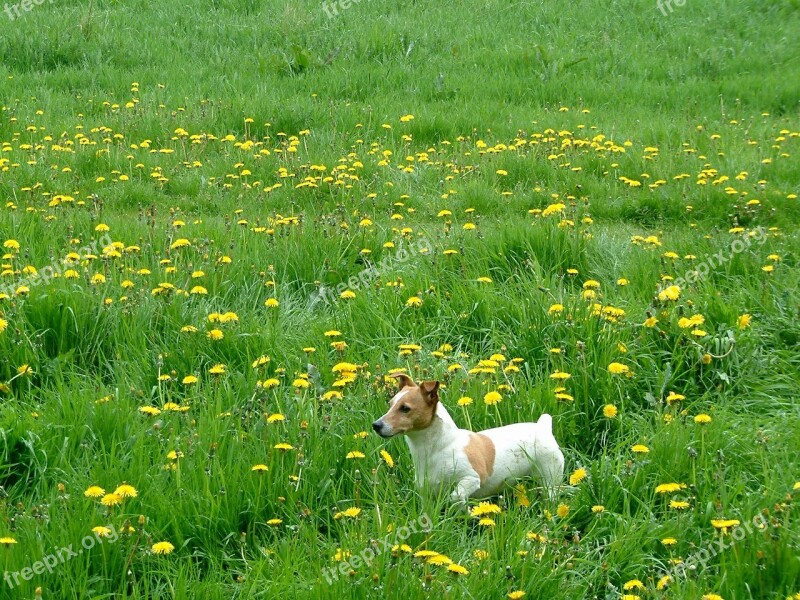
xmin=399 ymin=405 xmax=411 ymax=413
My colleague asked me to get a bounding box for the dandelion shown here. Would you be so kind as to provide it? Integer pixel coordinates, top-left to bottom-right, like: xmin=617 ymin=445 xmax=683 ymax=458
xmin=265 ymin=298 xmax=279 ymax=308
xmin=665 ymin=391 xmax=685 ymax=405
xmin=458 ymin=396 xmax=473 ymax=406
xmin=658 ymin=285 xmax=681 ymax=301
xmin=0 ymin=537 xmax=18 ymax=546
xmin=603 ymin=404 xmax=618 ymax=418
xmin=608 ymin=362 xmax=630 ymax=375
xmin=448 ymin=564 xmax=469 ymax=575
xmin=550 ymin=370 xmax=571 ymax=380
xmin=251 ymin=464 xmax=269 ymax=473
xmin=267 ymin=519 xmax=283 ymax=526
xmin=556 ymin=503 xmax=570 ymax=518
xmin=694 ymin=414 xmax=712 ymax=424
xmin=623 ymin=580 xmax=645 ymax=591
xmin=738 ymin=314 xmax=752 ymax=329
xmin=84 ymin=486 xmax=106 ymax=498
xmin=483 ymin=391 xmax=502 ymax=405
xmin=380 ymin=450 xmax=394 ymax=468
xmin=346 ymin=451 xmax=365 ymax=459
xmin=92 ymin=526 xmax=113 ymax=538
xmin=0 ymin=318 xmax=7 ymax=334
xmin=334 ymin=507 xmax=361 ymax=519
xmin=101 ymin=493 xmax=123 ymax=507
xmin=470 ymin=502 xmax=502 ymax=517
xmin=209 ymin=364 xmax=226 ymax=375
xmin=661 ymin=537 xmax=677 ymax=546
xmin=405 ymin=296 xmax=422 ymax=308
xmin=631 ymin=444 xmax=649 ymax=454
xmin=152 ymin=541 xmax=175 ymax=555
xmin=591 ymin=505 xmax=605 ymax=513
xmin=711 ymin=518 xmax=740 ymax=533
xmin=508 ymin=591 xmax=526 ymax=599
xmin=569 ymin=468 xmax=587 ymax=485
xmin=655 ymin=483 xmax=686 ymax=494
xmin=182 ymin=375 xmax=198 ymax=385
xmin=114 ymin=484 xmax=138 ymax=498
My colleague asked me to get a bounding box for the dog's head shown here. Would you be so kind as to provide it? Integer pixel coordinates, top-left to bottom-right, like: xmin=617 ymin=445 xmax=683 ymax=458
xmin=372 ymin=373 xmax=440 ymax=438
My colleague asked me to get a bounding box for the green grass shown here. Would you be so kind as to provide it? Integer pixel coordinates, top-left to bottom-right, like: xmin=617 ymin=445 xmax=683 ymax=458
xmin=1 ymin=0 xmax=799 ymax=598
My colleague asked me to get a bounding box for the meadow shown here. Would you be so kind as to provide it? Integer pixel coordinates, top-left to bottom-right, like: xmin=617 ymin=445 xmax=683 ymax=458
xmin=1 ymin=0 xmax=799 ymax=598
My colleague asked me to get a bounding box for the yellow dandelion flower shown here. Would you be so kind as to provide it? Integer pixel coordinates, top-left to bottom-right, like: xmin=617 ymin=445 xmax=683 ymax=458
xmin=608 ymin=362 xmax=630 ymax=375
xmin=623 ymin=579 xmax=645 ymax=591
xmin=152 ymin=541 xmax=175 ymax=555
xmin=661 ymin=537 xmax=677 ymax=546
xmin=84 ymin=485 xmax=105 ymax=498
xmin=569 ymin=468 xmax=587 ymax=485
xmin=603 ymin=404 xmax=618 ymax=418
xmin=114 ymin=484 xmax=138 ymax=498
xmin=483 ymin=391 xmax=502 ymax=405
xmin=101 ymin=493 xmax=123 ymax=507
xmin=447 ymin=564 xmax=469 ymax=575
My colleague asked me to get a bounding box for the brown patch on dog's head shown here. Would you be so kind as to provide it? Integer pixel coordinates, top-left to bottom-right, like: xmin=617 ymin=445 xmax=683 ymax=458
xmin=372 ymin=378 xmax=440 ymax=438
xmin=464 ymin=433 xmax=495 ymax=484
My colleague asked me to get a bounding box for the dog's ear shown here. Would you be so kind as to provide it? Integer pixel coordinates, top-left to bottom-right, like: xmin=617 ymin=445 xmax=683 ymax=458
xmin=388 ymin=372 xmax=414 ymax=390
xmin=419 ymin=380 xmax=440 ymax=405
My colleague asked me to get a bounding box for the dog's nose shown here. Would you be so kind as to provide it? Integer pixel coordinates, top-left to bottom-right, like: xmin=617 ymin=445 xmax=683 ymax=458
xmin=372 ymin=421 xmax=382 ymax=433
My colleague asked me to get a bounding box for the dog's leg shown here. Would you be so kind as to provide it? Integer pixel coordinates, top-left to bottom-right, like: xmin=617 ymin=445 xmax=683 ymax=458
xmin=450 ymin=475 xmax=481 ymax=508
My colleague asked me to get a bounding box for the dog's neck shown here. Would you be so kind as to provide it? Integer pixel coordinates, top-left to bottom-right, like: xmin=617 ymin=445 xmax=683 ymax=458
xmin=404 ymin=403 xmax=459 ymax=483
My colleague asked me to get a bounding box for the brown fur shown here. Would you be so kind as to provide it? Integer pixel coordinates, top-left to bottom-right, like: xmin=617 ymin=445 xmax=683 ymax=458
xmin=381 ymin=376 xmax=439 ymax=435
xmin=464 ymin=433 xmax=496 ymax=484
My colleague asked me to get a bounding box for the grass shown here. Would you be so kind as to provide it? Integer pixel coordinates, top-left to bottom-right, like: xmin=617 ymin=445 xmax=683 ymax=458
xmin=0 ymin=0 xmax=799 ymax=598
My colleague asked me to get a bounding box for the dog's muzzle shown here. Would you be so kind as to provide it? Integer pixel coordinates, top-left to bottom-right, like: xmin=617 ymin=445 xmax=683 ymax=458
xmin=372 ymin=420 xmax=391 ymax=437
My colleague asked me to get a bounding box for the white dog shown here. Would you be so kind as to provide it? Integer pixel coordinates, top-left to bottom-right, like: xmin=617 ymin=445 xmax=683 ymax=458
xmin=372 ymin=373 xmax=564 ymax=505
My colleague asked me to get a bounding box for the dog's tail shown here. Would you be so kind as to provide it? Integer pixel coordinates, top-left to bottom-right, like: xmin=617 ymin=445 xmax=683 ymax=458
xmin=537 ymin=413 xmax=553 ymax=434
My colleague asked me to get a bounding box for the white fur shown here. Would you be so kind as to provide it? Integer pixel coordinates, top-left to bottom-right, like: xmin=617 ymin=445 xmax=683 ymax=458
xmin=395 ymin=401 xmax=564 ymax=505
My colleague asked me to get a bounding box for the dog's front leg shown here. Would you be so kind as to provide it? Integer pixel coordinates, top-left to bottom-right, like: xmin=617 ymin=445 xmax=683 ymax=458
xmin=450 ymin=476 xmax=481 ymax=508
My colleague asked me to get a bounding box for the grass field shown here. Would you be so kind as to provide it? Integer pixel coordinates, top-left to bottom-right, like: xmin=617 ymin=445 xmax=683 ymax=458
xmin=1 ymin=0 xmax=800 ymax=598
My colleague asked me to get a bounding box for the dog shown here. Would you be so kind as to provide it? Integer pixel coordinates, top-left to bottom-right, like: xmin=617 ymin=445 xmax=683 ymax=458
xmin=372 ymin=373 xmax=564 ymax=506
